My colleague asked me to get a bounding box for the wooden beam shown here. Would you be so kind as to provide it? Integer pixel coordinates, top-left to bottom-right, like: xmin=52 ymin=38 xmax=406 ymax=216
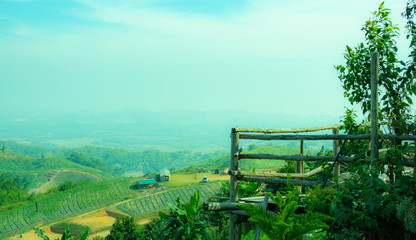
xmin=204 ymin=202 xmax=256 ymax=211
xmin=235 ymin=125 xmax=340 ymax=133
xmin=239 ymin=133 xmax=416 ymax=141
xmin=370 ymin=52 xmax=379 ymax=161
xmin=230 ymin=128 xmax=241 ymax=240
xmin=229 ymin=167 xmax=323 ymax=179
xmin=254 ymin=194 xmax=269 ymax=240
xmin=239 ymin=133 xmax=371 ymax=141
xmin=333 ymin=129 xmax=340 ymax=178
xmin=238 ymin=154 xmax=354 ymax=162
xmin=239 ymin=176 xmax=335 ymax=187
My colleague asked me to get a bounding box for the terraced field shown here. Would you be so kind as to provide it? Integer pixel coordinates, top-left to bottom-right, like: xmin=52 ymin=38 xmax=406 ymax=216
xmin=0 ymin=179 xmax=223 ymax=238
xmin=117 ymin=182 xmax=222 ymax=216
xmin=0 ymin=178 xmax=134 ymax=237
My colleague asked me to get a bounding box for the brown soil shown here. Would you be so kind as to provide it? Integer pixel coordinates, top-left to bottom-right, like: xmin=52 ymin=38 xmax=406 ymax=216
xmin=8 ymin=209 xmax=155 ymax=239
xmin=8 ymin=227 xmax=62 ymax=240
xmin=70 ymin=210 xmax=116 ymax=232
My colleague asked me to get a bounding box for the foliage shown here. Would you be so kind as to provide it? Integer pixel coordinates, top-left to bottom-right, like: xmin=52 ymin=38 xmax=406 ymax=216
xmin=51 ymin=222 xmax=90 ymax=236
xmin=397 ymin=197 xmax=416 ymax=233
xmin=66 ymin=152 xmax=113 ymax=174
xmin=176 ymin=145 xmax=299 ymax=174
xmin=238 ymin=191 xmax=333 ymax=240
xmin=316 ymin=4 xmax=416 ymax=238
xmin=0 ymin=174 xmax=29 ymax=207
xmin=0 ymin=148 xmax=112 ymax=190
xmin=34 ymin=227 xmax=89 ymax=240
xmin=306 ymin=158 xmax=415 ymax=239
xmin=335 ymin=2 xmax=416 ymax=136
xmin=105 ymin=216 xmax=142 ymax=240
xmin=158 ymin=190 xmax=210 ymax=240
xmin=0 ymin=139 xmax=226 ymax=176
xmin=136 ymin=218 xmax=166 ymax=240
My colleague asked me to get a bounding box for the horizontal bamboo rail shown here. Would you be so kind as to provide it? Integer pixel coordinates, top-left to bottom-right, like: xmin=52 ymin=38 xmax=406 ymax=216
xmin=239 ymin=176 xmax=335 ymax=187
xmin=239 ymin=134 xmax=370 ymax=140
xmin=204 ymin=202 xmax=259 ymax=211
xmin=235 ymin=125 xmax=340 ymax=134
xmin=229 ymin=167 xmax=323 ymax=179
xmin=238 ymin=154 xmax=354 ymax=162
xmin=239 ymin=133 xmax=416 ymax=141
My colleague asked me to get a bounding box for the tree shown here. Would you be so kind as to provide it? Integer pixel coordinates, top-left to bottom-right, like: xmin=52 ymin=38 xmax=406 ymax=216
xmin=315 ymin=2 xmax=416 ymax=238
xmin=335 ymin=2 xmax=416 ymax=136
xmin=158 ymin=190 xmax=210 ymax=240
xmin=105 ymin=216 xmax=142 ymax=240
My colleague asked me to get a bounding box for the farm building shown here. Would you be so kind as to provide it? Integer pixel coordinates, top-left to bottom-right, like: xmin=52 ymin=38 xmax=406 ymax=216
xmin=137 ymin=178 xmax=158 ymax=188
xmin=159 ymin=169 xmax=170 ymax=182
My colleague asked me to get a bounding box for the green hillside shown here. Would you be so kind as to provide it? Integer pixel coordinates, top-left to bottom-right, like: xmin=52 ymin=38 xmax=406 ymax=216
xmin=176 ymin=144 xmax=302 ymax=172
xmin=0 ymin=149 xmax=113 ymax=190
xmin=0 ymin=140 xmax=226 ymax=175
xmin=0 ymin=177 xmax=222 ymax=238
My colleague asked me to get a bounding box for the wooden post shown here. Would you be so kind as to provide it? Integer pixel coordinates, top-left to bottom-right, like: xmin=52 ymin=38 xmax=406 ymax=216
xmin=296 ymin=140 xmax=304 ymax=192
xmin=254 ymin=194 xmax=269 ymax=240
xmin=230 ymin=128 xmax=241 ymax=240
xmin=332 ymin=128 xmax=340 ymax=179
xmin=370 ymin=52 xmax=379 ymax=161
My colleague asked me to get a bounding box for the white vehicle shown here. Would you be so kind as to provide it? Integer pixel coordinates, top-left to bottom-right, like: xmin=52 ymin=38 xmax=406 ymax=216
xmin=201 ymin=177 xmax=209 ymax=183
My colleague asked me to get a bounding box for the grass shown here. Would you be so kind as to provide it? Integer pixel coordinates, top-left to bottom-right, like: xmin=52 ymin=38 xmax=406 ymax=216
xmin=51 ymin=171 xmax=101 ymax=187
xmin=50 ymin=222 xmax=89 ymax=236
xmin=162 ymin=172 xmax=229 ymax=187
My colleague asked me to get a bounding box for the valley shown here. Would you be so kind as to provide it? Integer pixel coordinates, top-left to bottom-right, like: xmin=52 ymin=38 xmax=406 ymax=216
xmin=0 ymin=137 xmax=317 ymax=239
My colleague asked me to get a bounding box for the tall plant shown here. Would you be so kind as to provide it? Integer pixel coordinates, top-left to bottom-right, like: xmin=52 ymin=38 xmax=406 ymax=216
xmin=238 ymin=191 xmax=333 ymax=240
xmin=335 ymin=2 xmax=416 ymax=136
xmin=159 ymin=190 xmax=210 ymax=240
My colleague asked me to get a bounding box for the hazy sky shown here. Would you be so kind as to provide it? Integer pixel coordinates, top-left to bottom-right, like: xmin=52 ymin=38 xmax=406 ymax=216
xmin=0 ymin=0 xmax=411 ymax=117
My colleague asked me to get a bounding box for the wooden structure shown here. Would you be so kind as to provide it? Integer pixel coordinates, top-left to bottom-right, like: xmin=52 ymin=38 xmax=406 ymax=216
xmin=137 ymin=178 xmax=158 ymax=188
xmin=218 ymin=53 xmax=416 ymax=240
xmin=159 ymin=169 xmax=170 ymax=182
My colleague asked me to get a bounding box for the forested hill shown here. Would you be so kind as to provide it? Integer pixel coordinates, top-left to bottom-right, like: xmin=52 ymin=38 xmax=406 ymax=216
xmin=0 ymin=148 xmax=113 ymax=189
xmin=176 ymin=144 xmax=302 ymax=172
xmin=0 ymin=140 xmax=226 ymax=176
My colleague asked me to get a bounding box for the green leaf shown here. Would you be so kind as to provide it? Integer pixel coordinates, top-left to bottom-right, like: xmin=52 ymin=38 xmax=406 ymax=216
xmin=34 ymin=228 xmax=50 ymax=240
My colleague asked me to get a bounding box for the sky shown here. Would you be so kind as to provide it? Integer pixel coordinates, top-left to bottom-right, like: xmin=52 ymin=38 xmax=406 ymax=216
xmin=0 ymin=0 xmax=412 ymax=118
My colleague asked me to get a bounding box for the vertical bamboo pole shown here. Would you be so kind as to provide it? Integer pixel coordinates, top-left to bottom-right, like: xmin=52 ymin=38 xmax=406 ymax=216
xmin=296 ymin=140 xmax=304 ymax=192
xmin=230 ymin=128 xmax=241 ymax=240
xmin=332 ymin=128 xmax=340 ymax=179
xmin=370 ymin=52 xmax=379 ymax=161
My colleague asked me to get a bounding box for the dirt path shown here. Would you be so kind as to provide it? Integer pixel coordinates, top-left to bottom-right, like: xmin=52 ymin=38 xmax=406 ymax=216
xmin=28 ymin=170 xmax=63 ymax=194
xmin=28 ymin=170 xmax=104 ymax=194
xmin=64 ymin=169 xmax=104 ymax=181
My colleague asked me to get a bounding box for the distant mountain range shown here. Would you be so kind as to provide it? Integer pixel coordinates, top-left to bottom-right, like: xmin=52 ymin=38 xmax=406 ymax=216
xmin=0 ymin=110 xmax=339 ymax=151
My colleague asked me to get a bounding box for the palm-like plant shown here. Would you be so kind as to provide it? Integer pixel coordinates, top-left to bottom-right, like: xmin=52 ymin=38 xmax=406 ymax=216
xmin=239 ymin=191 xmax=333 ymax=240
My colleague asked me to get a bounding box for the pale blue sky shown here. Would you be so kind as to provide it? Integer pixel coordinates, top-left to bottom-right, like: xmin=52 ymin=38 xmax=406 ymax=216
xmin=0 ymin=0 xmax=411 ymax=117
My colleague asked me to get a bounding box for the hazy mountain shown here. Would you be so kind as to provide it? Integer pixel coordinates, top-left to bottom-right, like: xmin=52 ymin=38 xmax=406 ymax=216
xmin=0 ymin=110 xmax=339 ymax=151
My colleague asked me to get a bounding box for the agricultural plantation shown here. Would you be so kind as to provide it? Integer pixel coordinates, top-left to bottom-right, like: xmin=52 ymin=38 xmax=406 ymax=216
xmin=0 ymin=176 xmax=222 ymax=238
xmin=0 ymin=178 xmax=134 ymax=237
xmin=117 ymin=182 xmax=221 ymax=216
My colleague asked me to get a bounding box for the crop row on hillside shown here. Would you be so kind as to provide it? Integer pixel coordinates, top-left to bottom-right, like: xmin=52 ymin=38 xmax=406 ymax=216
xmin=0 ymin=177 xmax=134 ymax=237
xmin=117 ymin=182 xmax=222 ymax=216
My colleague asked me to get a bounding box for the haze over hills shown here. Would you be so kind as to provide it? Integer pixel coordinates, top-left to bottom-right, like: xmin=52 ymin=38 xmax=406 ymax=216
xmin=0 ymin=110 xmax=339 ymax=151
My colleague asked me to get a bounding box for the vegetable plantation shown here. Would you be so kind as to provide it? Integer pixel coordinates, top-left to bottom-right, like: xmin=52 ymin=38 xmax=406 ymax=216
xmin=117 ymin=182 xmax=221 ymax=216
xmin=0 ymin=177 xmax=134 ymax=237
